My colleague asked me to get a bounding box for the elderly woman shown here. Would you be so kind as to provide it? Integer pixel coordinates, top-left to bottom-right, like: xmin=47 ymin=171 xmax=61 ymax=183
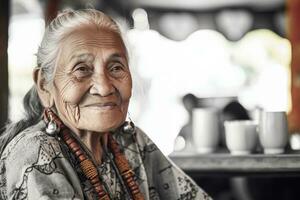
xmin=0 ymin=9 xmax=210 ymax=200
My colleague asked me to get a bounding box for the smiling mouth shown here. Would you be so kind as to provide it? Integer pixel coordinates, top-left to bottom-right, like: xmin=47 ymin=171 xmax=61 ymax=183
xmin=83 ymin=102 xmax=118 ymax=110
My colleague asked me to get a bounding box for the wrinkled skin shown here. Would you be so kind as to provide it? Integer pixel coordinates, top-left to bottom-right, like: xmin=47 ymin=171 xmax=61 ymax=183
xmin=52 ymin=26 xmax=132 ymax=134
xmin=36 ymin=25 xmax=132 ymax=163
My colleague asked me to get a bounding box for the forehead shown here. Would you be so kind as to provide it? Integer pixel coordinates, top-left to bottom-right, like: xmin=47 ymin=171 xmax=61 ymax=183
xmin=59 ymin=25 xmax=127 ymax=61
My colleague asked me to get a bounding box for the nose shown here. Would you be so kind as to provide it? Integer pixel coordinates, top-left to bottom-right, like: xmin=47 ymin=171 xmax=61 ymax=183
xmin=90 ymin=73 xmax=115 ymax=97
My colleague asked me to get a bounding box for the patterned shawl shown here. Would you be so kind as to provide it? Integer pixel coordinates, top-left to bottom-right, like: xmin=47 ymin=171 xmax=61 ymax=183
xmin=0 ymin=121 xmax=211 ymax=200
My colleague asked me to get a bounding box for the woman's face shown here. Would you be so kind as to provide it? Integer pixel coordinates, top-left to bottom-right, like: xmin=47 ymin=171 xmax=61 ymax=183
xmin=50 ymin=26 xmax=132 ymax=133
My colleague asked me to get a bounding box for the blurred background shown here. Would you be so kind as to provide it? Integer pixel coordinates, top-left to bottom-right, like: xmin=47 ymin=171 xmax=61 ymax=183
xmin=0 ymin=0 xmax=298 ymax=155
xmin=1 ymin=0 xmax=300 ymax=200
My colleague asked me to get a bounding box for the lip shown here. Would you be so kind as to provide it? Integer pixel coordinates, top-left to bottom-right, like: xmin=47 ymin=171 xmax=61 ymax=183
xmin=83 ymin=102 xmax=118 ymax=110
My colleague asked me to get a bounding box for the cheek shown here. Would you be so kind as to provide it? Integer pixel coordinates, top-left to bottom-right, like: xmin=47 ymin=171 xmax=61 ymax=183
xmin=118 ymin=76 xmax=132 ymax=101
xmin=55 ymin=78 xmax=91 ymax=105
xmin=64 ymin=84 xmax=90 ymax=104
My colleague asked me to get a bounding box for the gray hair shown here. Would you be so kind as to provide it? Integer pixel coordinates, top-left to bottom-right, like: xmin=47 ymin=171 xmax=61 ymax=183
xmin=0 ymin=9 xmax=126 ymax=155
xmin=38 ymin=9 xmax=125 ymax=82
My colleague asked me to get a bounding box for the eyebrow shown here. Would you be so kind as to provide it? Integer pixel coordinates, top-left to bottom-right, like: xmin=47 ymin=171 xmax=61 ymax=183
xmin=68 ymin=52 xmax=127 ymax=64
xmin=107 ymin=53 xmax=128 ymax=62
xmin=69 ymin=52 xmax=95 ymax=62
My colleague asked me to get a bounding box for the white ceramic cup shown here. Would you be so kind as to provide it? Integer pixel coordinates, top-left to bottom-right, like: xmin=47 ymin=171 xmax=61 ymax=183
xmin=259 ymin=111 xmax=288 ymax=154
xmin=193 ymin=108 xmax=220 ymax=153
xmin=224 ymin=120 xmax=258 ymax=155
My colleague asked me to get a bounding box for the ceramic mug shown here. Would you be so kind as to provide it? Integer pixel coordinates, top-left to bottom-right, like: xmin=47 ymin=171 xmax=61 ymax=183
xmin=259 ymin=111 xmax=288 ymax=154
xmin=224 ymin=120 xmax=258 ymax=155
xmin=193 ymin=108 xmax=220 ymax=153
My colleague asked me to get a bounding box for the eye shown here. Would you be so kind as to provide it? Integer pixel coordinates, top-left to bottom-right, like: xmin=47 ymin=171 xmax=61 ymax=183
xmin=76 ymin=66 xmax=89 ymax=72
xmin=108 ymin=62 xmax=126 ymax=77
xmin=110 ymin=64 xmax=123 ymax=72
xmin=73 ymin=63 xmax=93 ymax=78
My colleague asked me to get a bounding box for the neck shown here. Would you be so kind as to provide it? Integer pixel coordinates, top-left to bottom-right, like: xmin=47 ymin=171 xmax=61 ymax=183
xmin=78 ymin=131 xmax=109 ymax=165
xmin=58 ymin=115 xmax=109 ymax=165
xmin=44 ymin=108 xmax=109 ymax=165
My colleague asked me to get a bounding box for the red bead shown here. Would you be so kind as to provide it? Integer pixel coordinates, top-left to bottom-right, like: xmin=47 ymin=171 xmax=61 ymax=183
xmin=69 ymin=141 xmax=80 ymax=151
xmin=128 ymin=181 xmax=135 ymax=187
xmin=94 ymin=185 xmax=103 ymax=192
xmin=98 ymin=190 xmax=106 ymax=196
xmin=132 ymin=189 xmax=140 ymax=195
xmin=123 ymin=172 xmax=132 ymax=179
xmin=74 ymin=149 xmax=83 ymax=157
xmin=62 ymin=129 xmax=69 ymax=136
xmin=130 ymin=185 xmax=139 ymax=191
xmin=65 ymin=137 xmax=75 ymax=145
xmin=90 ymin=177 xmax=100 ymax=184
xmin=78 ymin=154 xmax=86 ymax=161
xmin=126 ymin=177 xmax=134 ymax=182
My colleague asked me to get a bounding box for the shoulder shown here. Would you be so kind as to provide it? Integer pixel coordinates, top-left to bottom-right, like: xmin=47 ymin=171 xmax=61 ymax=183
xmin=133 ymin=129 xmax=211 ymax=200
xmin=0 ymin=121 xmax=64 ymax=184
xmin=0 ymin=121 xmax=83 ymax=199
xmin=124 ymin=126 xmax=160 ymax=157
xmin=134 ymin=127 xmax=156 ymax=147
xmin=114 ymin=126 xmax=157 ymax=151
xmin=0 ymin=121 xmax=64 ymax=198
xmin=1 ymin=121 xmax=61 ymax=162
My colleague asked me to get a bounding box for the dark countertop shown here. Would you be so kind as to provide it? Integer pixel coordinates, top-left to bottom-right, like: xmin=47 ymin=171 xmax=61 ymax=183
xmin=169 ymin=150 xmax=300 ymax=177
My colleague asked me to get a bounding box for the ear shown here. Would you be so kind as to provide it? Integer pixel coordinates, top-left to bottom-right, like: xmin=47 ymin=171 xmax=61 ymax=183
xmin=33 ymin=68 xmax=54 ymax=108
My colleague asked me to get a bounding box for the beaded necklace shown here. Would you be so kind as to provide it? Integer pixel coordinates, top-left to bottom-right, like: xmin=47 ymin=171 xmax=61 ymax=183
xmin=43 ymin=108 xmax=144 ymax=200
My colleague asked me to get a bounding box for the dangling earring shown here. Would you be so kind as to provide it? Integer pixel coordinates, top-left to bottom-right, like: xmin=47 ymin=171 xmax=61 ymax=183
xmin=45 ymin=108 xmax=59 ymax=136
xmin=122 ymin=113 xmax=136 ymax=134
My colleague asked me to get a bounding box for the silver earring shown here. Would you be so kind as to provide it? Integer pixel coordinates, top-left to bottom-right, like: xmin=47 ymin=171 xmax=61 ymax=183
xmin=46 ymin=112 xmax=59 ymax=136
xmin=122 ymin=114 xmax=136 ymax=134
xmin=46 ymin=121 xmax=58 ymax=136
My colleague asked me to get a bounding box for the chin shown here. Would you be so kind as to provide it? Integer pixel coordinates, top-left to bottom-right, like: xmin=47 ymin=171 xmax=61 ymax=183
xmin=78 ymin=116 xmax=125 ymax=133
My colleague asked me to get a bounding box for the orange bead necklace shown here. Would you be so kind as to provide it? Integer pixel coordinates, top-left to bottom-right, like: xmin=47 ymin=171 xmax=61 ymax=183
xmin=44 ymin=108 xmax=144 ymax=200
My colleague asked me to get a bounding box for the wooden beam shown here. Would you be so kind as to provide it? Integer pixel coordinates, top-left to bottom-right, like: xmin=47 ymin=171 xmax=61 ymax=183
xmin=44 ymin=0 xmax=60 ymax=25
xmin=287 ymin=0 xmax=300 ymax=132
xmin=0 ymin=0 xmax=9 ymax=127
